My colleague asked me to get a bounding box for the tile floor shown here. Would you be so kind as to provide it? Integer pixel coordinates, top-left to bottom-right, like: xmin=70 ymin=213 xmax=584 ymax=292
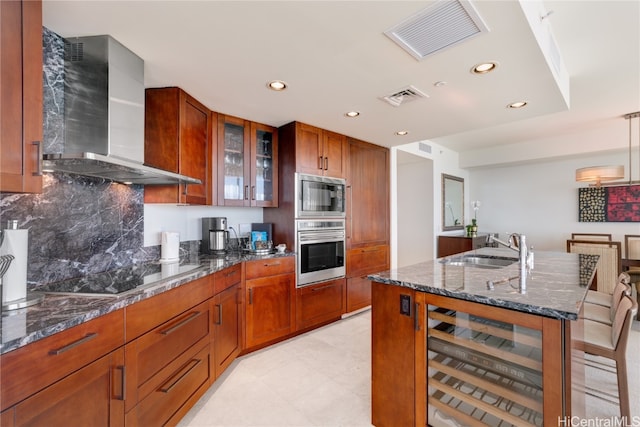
xmin=180 ymin=309 xmax=640 ymax=427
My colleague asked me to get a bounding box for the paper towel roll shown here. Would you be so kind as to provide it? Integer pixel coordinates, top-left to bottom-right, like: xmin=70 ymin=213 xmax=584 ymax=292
xmin=160 ymin=231 xmax=180 ymax=263
xmin=1 ymin=229 xmax=28 ymax=303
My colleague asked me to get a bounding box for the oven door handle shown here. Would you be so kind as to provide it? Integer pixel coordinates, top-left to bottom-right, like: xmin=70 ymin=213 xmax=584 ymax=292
xmin=298 ymin=234 xmax=345 ymax=243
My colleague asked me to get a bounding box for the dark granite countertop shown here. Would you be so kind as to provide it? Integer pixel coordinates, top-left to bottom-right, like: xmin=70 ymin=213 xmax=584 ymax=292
xmin=1 ymin=251 xmax=295 ymax=355
xmin=368 ymin=247 xmax=598 ymax=321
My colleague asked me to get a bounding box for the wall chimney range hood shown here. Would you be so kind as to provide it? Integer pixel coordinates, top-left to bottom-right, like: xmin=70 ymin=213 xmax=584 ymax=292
xmin=42 ymin=35 xmax=201 ymax=186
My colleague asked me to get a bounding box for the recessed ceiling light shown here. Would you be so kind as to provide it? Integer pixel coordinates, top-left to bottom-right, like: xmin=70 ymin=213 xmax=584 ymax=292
xmin=471 ymin=61 xmax=498 ymax=74
xmin=395 ymin=130 xmax=409 ymax=136
xmin=433 ymin=81 xmax=447 ymax=87
xmin=345 ymin=111 xmax=360 ymax=118
xmin=507 ymin=101 xmax=527 ymax=109
xmin=267 ymin=80 xmax=287 ymax=91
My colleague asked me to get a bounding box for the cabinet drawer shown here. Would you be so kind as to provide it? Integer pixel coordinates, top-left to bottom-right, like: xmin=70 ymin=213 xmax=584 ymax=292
xmin=296 ymin=278 xmax=345 ymax=330
xmin=125 ymin=274 xmax=212 ymax=341
xmin=127 ymin=344 xmax=210 ymax=427
xmin=347 ymin=245 xmax=389 ymax=278
xmin=0 ymin=309 xmax=125 ymax=410
xmin=245 ymin=256 xmax=294 ymax=280
xmin=125 ymin=300 xmax=210 ymax=408
xmin=214 ymin=263 xmax=242 ymax=294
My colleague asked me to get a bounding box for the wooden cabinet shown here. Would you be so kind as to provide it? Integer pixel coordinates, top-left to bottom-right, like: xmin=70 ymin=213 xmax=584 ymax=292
xmin=124 ymin=276 xmax=213 ymax=426
xmin=0 ymin=0 xmax=43 ymax=193
xmin=11 ymin=349 xmax=125 ymax=427
xmin=344 ymin=138 xmax=390 ymax=312
xmin=0 ymin=309 xmax=125 ymax=427
xmin=144 ymin=87 xmax=214 ymax=205
xmin=278 ymin=121 xmax=347 ymax=178
xmin=437 ymin=234 xmax=489 ymax=258
xmin=0 ymin=309 xmax=125 ymax=412
xmin=244 ymin=257 xmax=295 ymax=350
xmin=296 ymin=278 xmax=345 ymax=330
xmin=217 ymin=115 xmax=278 ymax=207
xmin=211 ymin=265 xmax=243 ymax=380
xmin=346 ymin=138 xmax=389 ymax=249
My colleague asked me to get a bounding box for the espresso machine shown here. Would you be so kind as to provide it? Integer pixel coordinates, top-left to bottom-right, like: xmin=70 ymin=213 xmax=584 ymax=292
xmin=201 ymin=217 xmax=228 ymax=254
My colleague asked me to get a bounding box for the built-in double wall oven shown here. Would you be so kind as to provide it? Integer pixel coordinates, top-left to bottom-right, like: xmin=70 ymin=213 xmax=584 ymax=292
xmin=294 ymin=173 xmax=346 ymax=287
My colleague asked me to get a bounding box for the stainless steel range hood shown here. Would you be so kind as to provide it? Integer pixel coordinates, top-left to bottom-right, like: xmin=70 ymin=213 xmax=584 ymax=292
xmin=42 ymin=35 xmax=201 ymax=186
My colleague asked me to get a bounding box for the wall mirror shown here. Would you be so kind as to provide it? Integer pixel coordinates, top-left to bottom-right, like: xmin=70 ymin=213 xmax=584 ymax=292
xmin=442 ymin=174 xmax=464 ymax=231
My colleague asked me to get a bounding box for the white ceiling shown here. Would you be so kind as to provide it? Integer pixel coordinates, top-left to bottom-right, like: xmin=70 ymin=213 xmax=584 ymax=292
xmin=42 ymin=0 xmax=640 ymax=165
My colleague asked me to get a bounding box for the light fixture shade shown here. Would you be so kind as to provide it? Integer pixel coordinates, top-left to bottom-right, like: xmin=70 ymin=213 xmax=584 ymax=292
xmin=575 ymin=165 xmax=624 ymax=185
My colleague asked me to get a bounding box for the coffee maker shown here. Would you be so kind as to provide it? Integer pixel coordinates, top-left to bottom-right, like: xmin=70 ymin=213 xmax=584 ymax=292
xmin=201 ymin=217 xmax=228 ymax=254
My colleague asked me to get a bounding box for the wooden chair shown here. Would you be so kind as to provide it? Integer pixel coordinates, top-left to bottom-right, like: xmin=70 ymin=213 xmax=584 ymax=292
xmin=583 ymin=281 xmax=631 ymax=325
xmin=567 ymin=239 xmax=622 ymax=294
xmin=578 ymin=294 xmax=638 ymax=420
xmin=571 ymin=233 xmax=612 ymax=241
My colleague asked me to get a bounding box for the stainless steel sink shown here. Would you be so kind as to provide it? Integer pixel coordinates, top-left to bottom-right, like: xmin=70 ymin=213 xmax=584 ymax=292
xmin=440 ymin=254 xmax=519 ymax=269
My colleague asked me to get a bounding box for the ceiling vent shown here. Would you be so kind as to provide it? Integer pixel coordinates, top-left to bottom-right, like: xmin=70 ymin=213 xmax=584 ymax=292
xmin=384 ymin=0 xmax=489 ymax=61
xmin=381 ymin=85 xmax=429 ymax=107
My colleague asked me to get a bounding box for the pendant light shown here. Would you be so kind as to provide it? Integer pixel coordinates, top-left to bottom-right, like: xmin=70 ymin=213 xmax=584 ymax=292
xmin=575 ymin=111 xmax=640 ymax=187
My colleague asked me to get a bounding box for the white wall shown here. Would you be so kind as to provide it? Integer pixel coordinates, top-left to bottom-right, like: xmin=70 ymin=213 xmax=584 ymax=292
xmin=468 ymin=151 xmax=639 ymax=252
xmin=143 ymin=205 xmax=263 ymax=246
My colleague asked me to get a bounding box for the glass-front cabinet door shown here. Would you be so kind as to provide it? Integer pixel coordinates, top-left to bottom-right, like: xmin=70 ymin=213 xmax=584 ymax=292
xmin=250 ymin=122 xmax=278 ymax=207
xmin=218 ymin=115 xmax=250 ymax=206
xmin=217 ymin=116 xmax=278 ymax=207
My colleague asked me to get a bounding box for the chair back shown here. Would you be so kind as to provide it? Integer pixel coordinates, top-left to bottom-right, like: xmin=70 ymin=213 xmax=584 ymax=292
xmin=611 ymin=294 xmax=638 ymax=350
xmin=567 ymin=239 xmax=622 ymax=294
xmin=571 ymin=233 xmax=612 ymax=241
xmin=609 ymin=282 xmax=632 ymax=321
xmin=624 ymin=234 xmax=640 ymax=260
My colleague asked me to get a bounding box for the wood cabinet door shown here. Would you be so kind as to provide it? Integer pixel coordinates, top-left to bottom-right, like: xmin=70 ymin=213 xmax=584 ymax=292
xmin=245 ymin=273 xmax=295 ymax=349
xmin=250 ymin=122 xmax=278 ymax=207
xmin=179 ymin=95 xmax=212 ymax=205
xmin=217 ymin=114 xmax=251 ymax=206
xmin=346 ymin=276 xmax=372 ymax=313
xmin=294 ymin=122 xmax=324 ymax=176
xmin=322 ymin=130 xmax=347 ymax=178
xmin=0 ymin=0 xmax=43 ymax=193
xmin=347 ymin=139 xmax=389 ymax=248
xmin=212 ymin=283 xmax=242 ymax=379
xmin=296 ymin=278 xmax=345 ymax=330
xmin=144 ymin=87 xmax=212 ymax=205
xmin=13 ymin=349 xmax=125 ymax=427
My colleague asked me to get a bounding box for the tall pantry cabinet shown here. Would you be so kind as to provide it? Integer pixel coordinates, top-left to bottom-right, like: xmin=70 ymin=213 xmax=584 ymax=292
xmin=0 ymin=0 xmax=43 ymax=193
xmin=345 ymin=138 xmax=390 ymax=312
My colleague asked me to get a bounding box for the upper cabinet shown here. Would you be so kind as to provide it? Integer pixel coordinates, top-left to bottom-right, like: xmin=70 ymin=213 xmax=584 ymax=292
xmin=217 ymin=115 xmax=278 ymax=207
xmin=144 ymin=87 xmax=214 ymax=205
xmin=282 ymin=122 xmax=347 ymax=179
xmin=0 ymin=0 xmax=43 ymax=193
xmin=346 ymin=138 xmax=390 ymax=248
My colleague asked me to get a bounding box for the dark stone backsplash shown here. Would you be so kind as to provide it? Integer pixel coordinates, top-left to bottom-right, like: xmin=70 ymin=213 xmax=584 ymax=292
xmin=0 ymin=27 xmax=174 ymax=289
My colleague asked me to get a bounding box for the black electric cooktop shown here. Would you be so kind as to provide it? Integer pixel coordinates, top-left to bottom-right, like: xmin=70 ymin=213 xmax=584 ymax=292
xmin=36 ymin=262 xmax=203 ymax=297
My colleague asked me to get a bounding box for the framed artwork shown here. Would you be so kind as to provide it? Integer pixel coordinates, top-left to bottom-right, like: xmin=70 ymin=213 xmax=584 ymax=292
xmin=579 ymin=185 xmax=640 ymax=222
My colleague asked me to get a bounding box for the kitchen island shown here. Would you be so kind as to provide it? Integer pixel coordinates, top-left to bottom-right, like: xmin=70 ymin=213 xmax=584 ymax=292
xmin=369 ymin=247 xmax=597 ymax=427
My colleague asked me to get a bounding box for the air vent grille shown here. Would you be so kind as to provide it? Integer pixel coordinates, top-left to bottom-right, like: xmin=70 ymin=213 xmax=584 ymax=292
xmin=385 ymin=0 xmax=489 ymax=61
xmin=65 ymin=42 xmax=84 ymax=62
xmin=381 ymin=85 xmax=429 ymax=107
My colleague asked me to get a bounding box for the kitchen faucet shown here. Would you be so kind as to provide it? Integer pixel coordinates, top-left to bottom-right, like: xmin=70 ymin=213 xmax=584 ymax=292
xmin=488 ymin=233 xmax=534 ymax=293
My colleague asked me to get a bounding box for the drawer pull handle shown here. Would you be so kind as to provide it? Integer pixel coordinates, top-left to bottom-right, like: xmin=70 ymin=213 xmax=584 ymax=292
xmin=224 ymin=270 xmax=238 ymax=278
xmin=318 ymin=156 xmax=323 ymax=170
xmin=215 ymin=304 xmax=223 ymax=325
xmin=265 ymin=262 xmax=281 ymax=267
xmin=312 ymin=284 xmax=335 ymax=292
xmin=49 ymin=332 xmax=97 ymax=355
xmin=159 ymin=359 xmax=201 ymax=394
xmin=114 ymin=365 xmax=126 ymax=401
xmin=324 ymin=157 xmax=329 ymax=171
xmin=159 ymin=312 xmax=200 ymax=336
xmin=249 ymin=288 xmax=253 ymax=305
xmin=414 ymin=303 xmax=420 ymax=332
xmin=32 ymin=141 xmax=43 ymax=176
